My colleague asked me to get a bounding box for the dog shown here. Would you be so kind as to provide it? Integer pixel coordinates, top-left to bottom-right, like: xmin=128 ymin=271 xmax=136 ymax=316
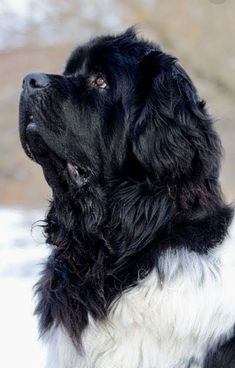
xmin=19 ymin=27 xmax=235 ymax=368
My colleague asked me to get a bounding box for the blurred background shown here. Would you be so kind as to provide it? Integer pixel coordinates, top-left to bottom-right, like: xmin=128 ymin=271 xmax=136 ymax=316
xmin=0 ymin=0 xmax=234 ymax=367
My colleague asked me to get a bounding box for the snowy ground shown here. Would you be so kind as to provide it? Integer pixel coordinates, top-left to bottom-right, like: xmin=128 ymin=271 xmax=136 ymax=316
xmin=0 ymin=207 xmax=49 ymax=368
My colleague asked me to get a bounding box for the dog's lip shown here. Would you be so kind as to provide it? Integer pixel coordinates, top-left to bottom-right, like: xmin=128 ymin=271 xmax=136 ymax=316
xmin=23 ymin=112 xmax=37 ymax=133
xmin=21 ymin=113 xmax=39 ymax=162
xmin=26 ymin=120 xmax=37 ymax=132
xmin=67 ymin=162 xmax=79 ymax=176
xmin=67 ymin=162 xmax=89 ymax=187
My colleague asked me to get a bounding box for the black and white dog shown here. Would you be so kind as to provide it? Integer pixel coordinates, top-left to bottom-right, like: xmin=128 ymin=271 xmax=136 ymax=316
xmin=19 ymin=28 xmax=235 ymax=367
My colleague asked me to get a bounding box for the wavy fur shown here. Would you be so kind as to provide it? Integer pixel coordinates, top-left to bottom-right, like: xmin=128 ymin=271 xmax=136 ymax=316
xmin=19 ymin=28 xmax=234 ymax=367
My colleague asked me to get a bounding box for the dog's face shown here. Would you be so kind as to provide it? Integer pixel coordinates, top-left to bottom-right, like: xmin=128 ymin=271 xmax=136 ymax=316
xmin=19 ymin=28 xmax=221 ymax=200
xmin=20 ymin=29 xmax=143 ymax=192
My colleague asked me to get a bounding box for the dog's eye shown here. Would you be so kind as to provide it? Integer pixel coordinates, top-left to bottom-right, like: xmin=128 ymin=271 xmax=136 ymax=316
xmin=94 ymin=75 xmax=107 ymax=89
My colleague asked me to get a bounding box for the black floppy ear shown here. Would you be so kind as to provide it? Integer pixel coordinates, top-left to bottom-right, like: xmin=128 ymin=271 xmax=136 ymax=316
xmin=132 ymin=50 xmax=221 ymax=189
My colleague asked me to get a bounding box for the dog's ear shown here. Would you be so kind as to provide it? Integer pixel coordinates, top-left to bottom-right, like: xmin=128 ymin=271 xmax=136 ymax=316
xmin=132 ymin=50 xmax=222 ymax=191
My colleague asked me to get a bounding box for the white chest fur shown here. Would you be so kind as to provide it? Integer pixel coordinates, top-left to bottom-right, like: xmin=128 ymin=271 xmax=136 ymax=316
xmin=45 ymin=218 xmax=235 ymax=368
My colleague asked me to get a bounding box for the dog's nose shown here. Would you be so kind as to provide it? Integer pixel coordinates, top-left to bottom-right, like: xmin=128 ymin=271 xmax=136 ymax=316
xmin=22 ymin=73 xmax=49 ymax=91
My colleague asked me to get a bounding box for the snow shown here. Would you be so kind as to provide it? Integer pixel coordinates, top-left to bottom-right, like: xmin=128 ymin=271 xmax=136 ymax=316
xmin=0 ymin=207 xmax=49 ymax=368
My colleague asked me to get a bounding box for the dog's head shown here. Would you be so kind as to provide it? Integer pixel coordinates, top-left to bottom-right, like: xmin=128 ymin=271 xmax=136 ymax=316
xmin=19 ymin=28 xmax=221 ymax=210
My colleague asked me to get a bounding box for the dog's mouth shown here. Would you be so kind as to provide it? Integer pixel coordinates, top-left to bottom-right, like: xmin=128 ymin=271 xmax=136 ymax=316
xmin=20 ymin=111 xmax=90 ymax=189
xmin=23 ymin=114 xmax=37 ymax=162
xmin=67 ymin=162 xmax=89 ymax=187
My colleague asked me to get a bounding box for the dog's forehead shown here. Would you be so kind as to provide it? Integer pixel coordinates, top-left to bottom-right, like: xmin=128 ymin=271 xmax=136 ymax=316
xmin=65 ymin=49 xmax=106 ymax=77
xmin=64 ymin=34 xmax=150 ymax=76
xmin=65 ymin=47 xmax=117 ymax=76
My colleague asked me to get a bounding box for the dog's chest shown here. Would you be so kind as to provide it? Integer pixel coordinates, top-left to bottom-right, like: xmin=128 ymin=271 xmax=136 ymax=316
xmin=48 ymin=225 xmax=235 ymax=368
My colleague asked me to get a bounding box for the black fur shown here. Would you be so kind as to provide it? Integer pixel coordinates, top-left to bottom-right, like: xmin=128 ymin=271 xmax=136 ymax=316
xmin=19 ymin=27 xmax=234 ymax=362
xmin=204 ymin=335 xmax=235 ymax=367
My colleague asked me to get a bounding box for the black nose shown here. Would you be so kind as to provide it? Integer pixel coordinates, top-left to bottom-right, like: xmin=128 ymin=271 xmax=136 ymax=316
xmin=22 ymin=73 xmax=49 ymax=91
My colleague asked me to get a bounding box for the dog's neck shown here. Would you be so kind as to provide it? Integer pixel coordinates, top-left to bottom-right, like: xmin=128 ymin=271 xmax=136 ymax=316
xmin=45 ymin=178 xmax=232 ymax=256
xmin=36 ymin=179 xmax=233 ymax=344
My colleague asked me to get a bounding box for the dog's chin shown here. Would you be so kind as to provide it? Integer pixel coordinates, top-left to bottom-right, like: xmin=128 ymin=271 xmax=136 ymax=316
xmin=19 ymin=111 xmax=91 ymax=191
